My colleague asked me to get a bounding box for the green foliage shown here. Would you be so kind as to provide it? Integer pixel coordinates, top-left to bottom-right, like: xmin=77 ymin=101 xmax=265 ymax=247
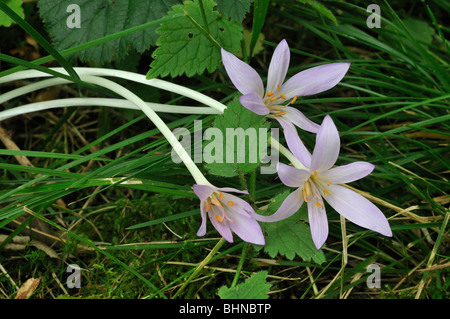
xmin=215 ymin=0 xmax=253 ymax=23
xmin=261 ymin=191 xmax=326 ymax=264
xmin=37 ymin=0 xmax=182 ymax=64
xmin=0 ymin=0 xmax=24 ymax=27
xmin=297 ymin=0 xmax=337 ymax=25
xmin=204 ymin=97 xmax=269 ymax=177
xmin=147 ymin=0 xmax=243 ymax=78
xmin=218 ymin=271 xmax=271 ymax=298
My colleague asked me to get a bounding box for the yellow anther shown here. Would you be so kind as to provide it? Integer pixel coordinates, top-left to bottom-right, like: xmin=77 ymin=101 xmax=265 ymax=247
xmin=304 ymin=181 xmax=311 ymax=197
xmin=204 ymin=201 xmax=211 ymax=212
xmin=210 ymin=197 xmax=221 ymax=206
xmin=274 ymin=111 xmax=287 ymax=117
xmin=215 ymin=215 xmax=225 ymax=222
xmin=302 ymin=189 xmax=308 ymax=202
xmin=277 ymin=84 xmax=281 ymax=91
xmin=266 ymin=92 xmax=274 ymax=97
xmin=313 ymin=171 xmax=318 ymax=178
xmin=219 ymin=192 xmax=224 ymax=200
xmin=291 ymin=96 xmax=298 ymax=104
xmin=280 ymin=94 xmax=286 ymax=99
xmin=315 ymin=202 xmax=322 ymax=208
xmin=323 ymin=189 xmax=329 ymax=196
xmin=227 ymin=201 xmax=234 ymax=207
xmin=326 ymin=181 xmax=331 ymax=186
xmin=270 ymin=96 xmax=277 ymax=102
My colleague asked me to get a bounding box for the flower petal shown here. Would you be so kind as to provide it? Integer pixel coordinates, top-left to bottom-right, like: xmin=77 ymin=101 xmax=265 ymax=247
xmin=196 ymin=202 xmax=208 ymax=237
xmin=277 ymin=162 xmax=310 ymax=188
xmin=251 ymin=188 xmax=303 ymax=222
xmin=321 ymin=162 xmax=375 ymax=185
xmin=307 ymin=200 xmax=329 ymax=249
xmin=221 ymin=193 xmax=254 ymax=216
xmin=325 ymin=184 xmax=392 ymax=237
xmin=193 ymin=184 xmax=215 ymax=202
xmin=266 ymin=39 xmax=290 ymax=95
xmin=209 ymin=211 xmax=234 ymax=243
xmin=227 ymin=211 xmax=265 ymax=245
xmin=284 ymin=107 xmax=320 ymax=133
xmin=221 ymin=48 xmax=264 ymax=97
xmin=239 ymin=92 xmax=269 ymax=115
xmin=275 ymin=117 xmax=312 ymax=167
xmin=310 ymin=115 xmax=340 ymax=172
xmin=280 ymin=62 xmax=350 ymax=99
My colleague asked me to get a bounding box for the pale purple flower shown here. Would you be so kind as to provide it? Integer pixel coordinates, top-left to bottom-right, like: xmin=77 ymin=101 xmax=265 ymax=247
xmin=221 ymin=39 xmax=350 ymax=164
xmin=193 ymin=184 xmax=265 ymax=245
xmin=251 ymin=115 xmax=392 ymax=249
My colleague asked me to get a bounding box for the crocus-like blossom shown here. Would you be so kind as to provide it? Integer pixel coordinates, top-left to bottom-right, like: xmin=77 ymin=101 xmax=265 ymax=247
xmin=251 ymin=115 xmax=392 ymax=249
xmin=193 ymin=184 xmax=265 ymax=245
xmin=221 ymin=39 xmax=350 ymax=165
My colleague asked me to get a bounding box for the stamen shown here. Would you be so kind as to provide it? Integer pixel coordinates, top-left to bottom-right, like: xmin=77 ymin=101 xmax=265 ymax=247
xmin=210 ymin=197 xmax=221 ymax=206
xmin=280 ymin=94 xmax=286 ymax=99
xmin=277 ymin=84 xmax=281 ymax=91
xmin=219 ymin=192 xmax=224 ymax=200
xmin=269 ymin=96 xmax=277 ymax=102
xmin=204 ymin=201 xmax=211 ymax=212
xmin=227 ymin=201 xmax=234 ymax=207
xmin=273 ymin=111 xmax=287 ymax=117
xmin=302 ymin=189 xmax=308 ymax=202
xmin=315 ymin=202 xmax=322 ymax=208
xmin=215 ymin=215 xmax=225 ymax=222
xmin=266 ymin=92 xmax=274 ymax=97
xmin=291 ymin=96 xmax=298 ymax=104
xmin=323 ymin=189 xmax=329 ymax=196
xmin=326 ymin=181 xmax=331 ymax=186
xmin=304 ymin=181 xmax=311 ymax=197
xmin=313 ymin=171 xmax=318 ymax=179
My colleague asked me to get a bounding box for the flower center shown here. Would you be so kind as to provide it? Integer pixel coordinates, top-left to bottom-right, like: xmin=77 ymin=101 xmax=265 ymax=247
xmin=263 ymin=85 xmax=298 ymax=117
xmin=301 ymin=171 xmax=331 ymax=209
xmin=204 ymin=192 xmax=234 ymax=223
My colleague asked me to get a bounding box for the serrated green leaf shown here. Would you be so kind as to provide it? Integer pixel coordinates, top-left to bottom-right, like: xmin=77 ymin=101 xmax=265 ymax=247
xmin=218 ymin=271 xmax=271 ymax=299
xmin=204 ymin=97 xmax=270 ymax=177
xmin=261 ymin=191 xmax=326 ymax=264
xmin=0 ymin=0 xmax=24 ymax=27
xmin=297 ymin=0 xmax=337 ymax=25
xmin=37 ymin=0 xmax=182 ymax=64
xmin=215 ymin=0 xmax=253 ymax=23
xmin=147 ymin=0 xmax=242 ymax=78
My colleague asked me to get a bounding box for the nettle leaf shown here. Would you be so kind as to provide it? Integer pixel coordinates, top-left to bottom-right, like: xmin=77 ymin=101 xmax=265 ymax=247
xmin=261 ymin=191 xmax=326 ymax=264
xmin=215 ymin=0 xmax=253 ymax=23
xmin=37 ymin=0 xmax=182 ymax=64
xmin=0 ymin=0 xmax=24 ymax=27
xmin=297 ymin=0 xmax=337 ymax=25
xmin=203 ymin=97 xmax=270 ymax=177
xmin=147 ymin=0 xmax=242 ymax=78
xmin=218 ymin=271 xmax=271 ymax=299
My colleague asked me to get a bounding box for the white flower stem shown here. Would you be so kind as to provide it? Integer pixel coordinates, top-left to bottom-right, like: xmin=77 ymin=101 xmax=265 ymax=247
xmin=79 ymin=74 xmax=211 ymax=186
xmin=269 ymin=136 xmax=307 ymax=170
xmin=0 ymin=97 xmax=220 ymax=121
xmin=0 ymin=67 xmax=227 ymax=113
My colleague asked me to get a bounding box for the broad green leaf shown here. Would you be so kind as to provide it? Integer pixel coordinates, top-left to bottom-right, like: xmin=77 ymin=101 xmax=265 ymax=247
xmin=0 ymin=0 xmax=24 ymax=27
xmin=261 ymin=191 xmax=326 ymax=264
xmin=37 ymin=0 xmax=182 ymax=64
xmin=218 ymin=271 xmax=271 ymax=299
xmin=215 ymin=0 xmax=253 ymax=23
xmin=297 ymin=0 xmax=337 ymax=25
xmin=204 ymin=97 xmax=270 ymax=177
xmin=147 ymin=0 xmax=242 ymax=78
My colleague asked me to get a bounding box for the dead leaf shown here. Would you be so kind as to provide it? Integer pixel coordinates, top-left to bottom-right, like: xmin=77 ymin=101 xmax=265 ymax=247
xmin=15 ymin=277 xmax=41 ymax=299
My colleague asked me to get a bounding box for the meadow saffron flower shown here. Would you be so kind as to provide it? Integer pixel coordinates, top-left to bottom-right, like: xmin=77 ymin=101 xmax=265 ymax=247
xmin=251 ymin=115 xmax=392 ymax=249
xmin=193 ymin=184 xmax=265 ymax=245
xmin=221 ymin=39 xmax=350 ymax=164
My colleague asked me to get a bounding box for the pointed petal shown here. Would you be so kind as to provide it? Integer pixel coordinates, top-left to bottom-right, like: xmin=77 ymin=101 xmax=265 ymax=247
xmin=220 ymin=193 xmax=254 ymax=215
xmin=307 ymin=200 xmax=329 ymax=249
xmin=280 ymin=62 xmax=350 ymax=99
xmin=310 ymin=115 xmax=340 ymax=172
xmin=227 ymin=212 xmax=265 ymax=245
xmin=266 ymin=39 xmax=290 ymax=94
xmin=239 ymin=92 xmax=269 ymax=115
xmin=275 ymin=117 xmax=312 ymax=167
xmin=196 ymin=203 xmax=208 ymax=237
xmin=277 ymin=162 xmax=310 ymax=188
xmin=215 ymin=186 xmax=249 ymax=195
xmin=284 ymin=107 xmax=320 ymax=133
xmin=325 ymin=184 xmax=393 ymax=237
xmin=209 ymin=211 xmax=234 ymax=242
xmin=321 ymin=162 xmax=375 ymax=185
xmin=193 ymin=184 xmax=215 ymax=202
xmin=221 ymin=48 xmax=264 ymax=97
xmin=251 ymin=188 xmax=303 ymax=222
